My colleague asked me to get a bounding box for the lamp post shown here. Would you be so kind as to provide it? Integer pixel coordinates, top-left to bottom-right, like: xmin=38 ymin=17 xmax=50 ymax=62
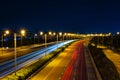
xmin=56 ymin=34 xmax=58 ymax=48
xmin=116 ymin=32 xmax=119 ymax=48
xmin=108 ymin=32 xmax=112 ymax=48
xmin=59 ymin=32 xmax=62 ymax=41
xmin=1 ymin=30 xmax=10 ymax=55
xmin=14 ymin=30 xmax=26 ymax=75
xmin=40 ymin=32 xmax=47 ymax=47
xmin=1 ymin=30 xmax=10 ymax=47
xmin=40 ymin=31 xmax=47 ymax=47
xmin=56 ymin=32 xmax=62 ymax=48
xmin=40 ymin=32 xmax=48 ymax=56
xmin=20 ymin=29 xmax=26 ymax=46
xmin=14 ymin=33 xmax=17 ymax=75
xmin=34 ymin=34 xmax=37 ymax=44
xmin=45 ymin=34 xmax=47 ymax=48
xmin=62 ymin=33 xmax=67 ymax=45
xmin=53 ymin=32 xmax=56 ymax=42
xmin=64 ymin=33 xmax=67 ymax=41
xmin=40 ymin=31 xmax=43 ymax=43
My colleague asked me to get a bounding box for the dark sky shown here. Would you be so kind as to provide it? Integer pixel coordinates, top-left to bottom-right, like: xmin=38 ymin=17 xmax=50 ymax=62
xmin=0 ymin=0 xmax=120 ymax=33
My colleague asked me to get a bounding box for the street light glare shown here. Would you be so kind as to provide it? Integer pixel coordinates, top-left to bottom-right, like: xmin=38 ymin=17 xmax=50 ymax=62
xmin=64 ymin=33 xmax=67 ymax=36
xmin=21 ymin=30 xmax=26 ymax=36
xmin=108 ymin=32 xmax=111 ymax=36
xmin=5 ymin=30 xmax=10 ymax=34
xmin=40 ymin=32 xmax=43 ymax=35
xmin=49 ymin=32 xmax=52 ymax=35
xmin=59 ymin=32 xmax=62 ymax=36
xmin=35 ymin=34 xmax=37 ymax=36
xmin=117 ymin=32 xmax=120 ymax=35
xmin=53 ymin=32 xmax=56 ymax=35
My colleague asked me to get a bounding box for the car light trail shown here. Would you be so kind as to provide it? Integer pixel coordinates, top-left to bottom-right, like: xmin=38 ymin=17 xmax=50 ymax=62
xmin=0 ymin=40 xmax=74 ymax=78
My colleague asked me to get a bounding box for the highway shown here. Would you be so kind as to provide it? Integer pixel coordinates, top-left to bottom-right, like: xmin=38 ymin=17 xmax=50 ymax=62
xmin=0 ymin=40 xmax=74 ymax=79
xmin=62 ymin=41 xmax=86 ymax=80
xmin=30 ymin=41 xmax=81 ymax=80
xmin=30 ymin=40 xmax=98 ymax=80
xmin=0 ymin=41 xmax=63 ymax=63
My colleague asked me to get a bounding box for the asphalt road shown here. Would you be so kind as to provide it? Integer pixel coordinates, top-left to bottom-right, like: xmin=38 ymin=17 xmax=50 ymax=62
xmin=0 ymin=41 xmax=62 ymax=63
xmin=0 ymin=40 xmax=74 ymax=79
xmin=62 ymin=40 xmax=86 ymax=80
xmin=30 ymin=41 xmax=80 ymax=80
xmin=30 ymin=40 xmax=98 ymax=80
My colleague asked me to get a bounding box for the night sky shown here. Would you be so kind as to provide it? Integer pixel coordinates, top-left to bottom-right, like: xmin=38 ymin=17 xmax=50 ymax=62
xmin=0 ymin=0 xmax=120 ymax=33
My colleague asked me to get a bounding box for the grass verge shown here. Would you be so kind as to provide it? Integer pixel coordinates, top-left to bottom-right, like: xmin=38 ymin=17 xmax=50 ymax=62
xmin=88 ymin=44 xmax=120 ymax=80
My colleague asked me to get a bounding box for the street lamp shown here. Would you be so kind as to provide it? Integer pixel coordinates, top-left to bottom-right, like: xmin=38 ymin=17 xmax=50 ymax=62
xmin=5 ymin=30 xmax=10 ymax=34
xmin=14 ymin=30 xmax=26 ymax=75
xmin=56 ymin=32 xmax=62 ymax=48
xmin=108 ymin=32 xmax=113 ymax=48
xmin=1 ymin=30 xmax=10 ymax=55
xmin=117 ymin=32 xmax=119 ymax=35
xmin=40 ymin=31 xmax=50 ymax=56
xmin=40 ymin=31 xmax=46 ymax=47
xmin=45 ymin=34 xmax=47 ymax=48
xmin=1 ymin=30 xmax=10 ymax=47
xmin=20 ymin=29 xmax=26 ymax=46
xmin=34 ymin=34 xmax=37 ymax=44
xmin=53 ymin=32 xmax=56 ymax=36
xmin=40 ymin=31 xmax=43 ymax=35
xmin=48 ymin=31 xmax=52 ymax=35
xmin=116 ymin=32 xmax=119 ymax=48
xmin=13 ymin=32 xmax=17 ymax=75
xmin=63 ymin=33 xmax=66 ymax=41
xmin=59 ymin=32 xmax=62 ymax=36
xmin=59 ymin=32 xmax=62 ymax=41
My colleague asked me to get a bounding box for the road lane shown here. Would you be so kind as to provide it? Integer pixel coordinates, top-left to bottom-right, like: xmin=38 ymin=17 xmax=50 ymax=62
xmin=0 ymin=40 xmax=74 ymax=79
xmin=62 ymin=40 xmax=98 ymax=80
xmin=61 ymin=41 xmax=85 ymax=80
xmin=30 ymin=41 xmax=80 ymax=80
xmin=30 ymin=40 xmax=99 ymax=80
xmin=0 ymin=41 xmax=63 ymax=63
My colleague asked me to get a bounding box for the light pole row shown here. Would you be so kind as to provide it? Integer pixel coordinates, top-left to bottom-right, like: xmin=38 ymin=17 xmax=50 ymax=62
xmin=1 ymin=30 xmax=80 ymax=75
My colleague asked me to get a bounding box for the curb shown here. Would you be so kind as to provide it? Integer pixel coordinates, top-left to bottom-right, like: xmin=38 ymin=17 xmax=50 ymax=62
xmin=86 ymin=45 xmax=102 ymax=80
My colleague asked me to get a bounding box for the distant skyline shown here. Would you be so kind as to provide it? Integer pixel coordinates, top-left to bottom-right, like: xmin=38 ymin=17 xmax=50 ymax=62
xmin=0 ymin=0 xmax=120 ymax=33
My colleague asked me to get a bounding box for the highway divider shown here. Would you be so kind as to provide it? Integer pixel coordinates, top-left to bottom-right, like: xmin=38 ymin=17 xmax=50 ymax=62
xmin=2 ymin=41 xmax=75 ymax=80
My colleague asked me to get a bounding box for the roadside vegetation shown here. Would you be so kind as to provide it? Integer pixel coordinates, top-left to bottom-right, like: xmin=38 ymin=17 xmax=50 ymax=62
xmin=2 ymin=41 xmax=74 ymax=80
xmin=88 ymin=42 xmax=120 ymax=80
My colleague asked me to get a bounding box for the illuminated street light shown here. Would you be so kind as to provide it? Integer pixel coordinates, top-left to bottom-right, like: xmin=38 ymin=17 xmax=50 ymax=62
xmin=48 ymin=31 xmax=52 ymax=35
xmin=14 ymin=33 xmax=17 ymax=75
xmin=5 ymin=30 xmax=10 ymax=35
xmin=53 ymin=32 xmax=56 ymax=36
xmin=40 ymin=32 xmax=52 ymax=56
xmin=21 ymin=29 xmax=26 ymax=36
xmin=109 ymin=32 xmax=111 ymax=36
xmin=64 ymin=33 xmax=67 ymax=36
xmin=20 ymin=29 xmax=26 ymax=46
xmin=40 ymin=32 xmax=43 ymax=35
xmin=59 ymin=32 xmax=62 ymax=36
xmin=59 ymin=32 xmax=62 ymax=41
xmin=14 ymin=29 xmax=26 ymax=75
xmin=34 ymin=34 xmax=38 ymax=44
xmin=1 ymin=30 xmax=10 ymax=55
xmin=40 ymin=32 xmax=47 ymax=48
xmin=56 ymin=32 xmax=63 ymax=49
xmin=100 ymin=33 xmax=103 ymax=36
xmin=116 ymin=32 xmax=120 ymax=47
xmin=117 ymin=32 xmax=120 ymax=35
xmin=62 ymin=32 xmax=66 ymax=43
